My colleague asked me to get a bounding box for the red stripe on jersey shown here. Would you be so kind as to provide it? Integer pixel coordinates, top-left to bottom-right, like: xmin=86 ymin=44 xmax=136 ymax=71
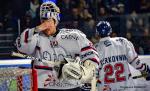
xmin=34 ymin=65 xmax=53 ymax=70
xmin=24 ymin=31 xmax=29 ymax=43
xmin=81 ymin=46 xmax=96 ymax=52
xmin=137 ymin=64 xmax=144 ymax=70
xmin=97 ymin=79 xmax=101 ymax=84
xmin=90 ymin=58 xmax=99 ymax=65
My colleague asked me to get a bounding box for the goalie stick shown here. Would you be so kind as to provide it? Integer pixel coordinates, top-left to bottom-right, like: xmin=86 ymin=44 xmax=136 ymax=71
xmin=11 ymin=52 xmax=67 ymax=78
xmin=91 ymin=68 xmax=97 ymax=91
xmin=11 ymin=52 xmax=66 ymax=66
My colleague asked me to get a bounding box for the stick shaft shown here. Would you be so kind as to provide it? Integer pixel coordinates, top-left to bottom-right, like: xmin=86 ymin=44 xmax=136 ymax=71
xmin=11 ymin=52 xmax=62 ymax=66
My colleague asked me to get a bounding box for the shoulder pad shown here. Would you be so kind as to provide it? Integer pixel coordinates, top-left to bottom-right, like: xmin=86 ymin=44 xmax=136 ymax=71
xmin=115 ymin=37 xmax=128 ymax=43
xmin=59 ymin=28 xmax=86 ymax=37
xmin=59 ymin=28 xmax=83 ymax=33
xmin=57 ymin=28 xmax=87 ymax=41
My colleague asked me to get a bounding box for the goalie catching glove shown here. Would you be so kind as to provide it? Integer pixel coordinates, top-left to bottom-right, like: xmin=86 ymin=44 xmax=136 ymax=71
xmin=62 ymin=57 xmax=97 ymax=83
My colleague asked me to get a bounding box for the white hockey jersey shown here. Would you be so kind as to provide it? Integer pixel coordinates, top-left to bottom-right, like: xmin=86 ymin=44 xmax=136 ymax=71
xmin=95 ymin=37 xmax=148 ymax=91
xmin=16 ymin=28 xmax=99 ymax=89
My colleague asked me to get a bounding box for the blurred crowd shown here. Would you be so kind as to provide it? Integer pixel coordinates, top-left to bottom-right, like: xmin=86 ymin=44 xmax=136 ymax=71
xmin=0 ymin=0 xmax=149 ymax=55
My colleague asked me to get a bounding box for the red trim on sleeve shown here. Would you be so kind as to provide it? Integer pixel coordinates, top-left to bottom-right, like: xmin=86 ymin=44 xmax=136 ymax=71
xmin=97 ymin=79 xmax=101 ymax=84
xmin=90 ymin=58 xmax=100 ymax=65
xmin=24 ymin=31 xmax=29 ymax=43
xmin=81 ymin=46 xmax=96 ymax=52
xmin=137 ymin=64 xmax=144 ymax=70
xmin=34 ymin=65 xmax=53 ymax=70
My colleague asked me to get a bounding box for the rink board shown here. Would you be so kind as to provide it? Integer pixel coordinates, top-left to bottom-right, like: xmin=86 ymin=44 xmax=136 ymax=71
xmin=128 ymin=55 xmax=150 ymax=91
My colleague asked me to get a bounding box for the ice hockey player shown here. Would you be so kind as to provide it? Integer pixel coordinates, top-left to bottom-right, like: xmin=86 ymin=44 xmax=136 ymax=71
xmin=15 ymin=1 xmax=99 ymax=91
xmin=94 ymin=21 xmax=150 ymax=91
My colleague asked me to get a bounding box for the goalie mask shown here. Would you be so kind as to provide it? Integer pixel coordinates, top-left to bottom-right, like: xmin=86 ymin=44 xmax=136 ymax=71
xmin=40 ymin=1 xmax=60 ymax=25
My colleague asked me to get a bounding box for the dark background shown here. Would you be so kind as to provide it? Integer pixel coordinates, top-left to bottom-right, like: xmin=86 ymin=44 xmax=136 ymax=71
xmin=0 ymin=0 xmax=149 ymax=58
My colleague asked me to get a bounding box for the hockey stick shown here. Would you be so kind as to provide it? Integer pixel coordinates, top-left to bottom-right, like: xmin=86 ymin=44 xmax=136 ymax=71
xmin=90 ymin=66 xmax=97 ymax=91
xmin=11 ymin=52 xmax=65 ymax=66
xmin=132 ymin=72 xmax=148 ymax=79
xmin=91 ymin=72 xmax=97 ymax=91
xmin=11 ymin=51 xmax=38 ymax=60
xmin=11 ymin=52 xmax=68 ymax=78
xmin=132 ymin=75 xmax=146 ymax=79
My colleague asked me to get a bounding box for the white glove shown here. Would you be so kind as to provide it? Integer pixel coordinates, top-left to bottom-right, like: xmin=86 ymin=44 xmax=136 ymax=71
xmin=62 ymin=57 xmax=97 ymax=83
xmin=62 ymin=57 xmax=82 ymax=80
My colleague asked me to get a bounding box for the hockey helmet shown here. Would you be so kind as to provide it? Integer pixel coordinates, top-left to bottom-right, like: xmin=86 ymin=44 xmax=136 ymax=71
xmin=40 ymin=1 xmax=60 ymax=25
xmin=96 ymin=21 xmax=112 ymax=37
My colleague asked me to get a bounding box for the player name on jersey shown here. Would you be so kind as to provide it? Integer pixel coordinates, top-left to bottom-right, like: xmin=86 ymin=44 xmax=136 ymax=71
xmin=101 ymin=55 xmax=127 ymax=65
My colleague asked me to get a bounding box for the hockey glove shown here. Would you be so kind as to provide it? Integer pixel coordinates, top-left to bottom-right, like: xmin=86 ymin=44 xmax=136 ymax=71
xmin=61 ymin=57 xmax=82 ymax=80
xmin=145 ymin=66 xmax=150 ymax=81
xmin=62 ymin=58 xmax=97 ymax=83
xmin=141 ymin=64 xmax=150 ymax=81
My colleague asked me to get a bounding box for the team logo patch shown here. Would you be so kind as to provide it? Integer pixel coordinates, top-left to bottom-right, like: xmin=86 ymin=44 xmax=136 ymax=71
xmin=61 ymin=35 xmax=79 ymax=40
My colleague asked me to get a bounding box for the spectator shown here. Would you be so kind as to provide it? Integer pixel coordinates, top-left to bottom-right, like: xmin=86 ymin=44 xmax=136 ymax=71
xmin=27 ymin=0 xmax=40 ymax=19
xmin=58 ymin=0 xmax=73 ymax=21
xmin=140 ymin=0 xmax=150 ymax=13
xmin=20 ymin=12 xmax=33 ymax=31
xmin=3 ymin=10 xmax=18 ymax=32
xmin=71 ymin=20 xmax=79 ymax=29
xmin=126 ymin=31 xmax=144 ymax=54
xmin=111 ymin=32 xmax=117 ymax=37
xmin=0 ymin=13 xmax=4 ymax=33
xmin=0 ymin=21 xmax=4 ymax=33
xmin=80 ymin=18 xmax=95 ymax=40
xmin=80 ymin=8 xmax=92 ymax=20
xmin=98 ymin=6 xmax=108 ymax=17
xmin=71 ymin=7 xmax=82 ymax=21
xmin=102 ymin=0 xmax=125 ymax=15
xmin=141 ymin=27 xmax=150 ymax=54
xmin=117 ymin=3 xmax=125 ymax=15
xmin=12 ymin=0 xmax=30 ymax=18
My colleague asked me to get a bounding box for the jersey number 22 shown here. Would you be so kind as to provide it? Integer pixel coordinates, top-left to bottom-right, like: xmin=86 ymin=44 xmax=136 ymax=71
xmin=104 ymin=62 xmax=126 ymax=84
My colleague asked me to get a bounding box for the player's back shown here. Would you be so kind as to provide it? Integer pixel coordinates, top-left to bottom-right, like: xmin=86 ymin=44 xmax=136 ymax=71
xmin=95 ymin=36 xmax=127 ymax=57
xmin=95 ymin=36 xmax=136 ymax=91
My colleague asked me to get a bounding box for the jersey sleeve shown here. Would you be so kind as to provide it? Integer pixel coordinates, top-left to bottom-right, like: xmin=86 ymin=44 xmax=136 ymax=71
xmin=57 ymin=29 xmax=100 ymax=68
xmin=125 ymin=38 xmax=149 ymax=72
xmin=77 ymin=31 xmax=100 ymax=68
xmin=125 ymin=39 xmax=138 ymax=62
xmin=16 ymin=28 xmax=38 ymax=55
